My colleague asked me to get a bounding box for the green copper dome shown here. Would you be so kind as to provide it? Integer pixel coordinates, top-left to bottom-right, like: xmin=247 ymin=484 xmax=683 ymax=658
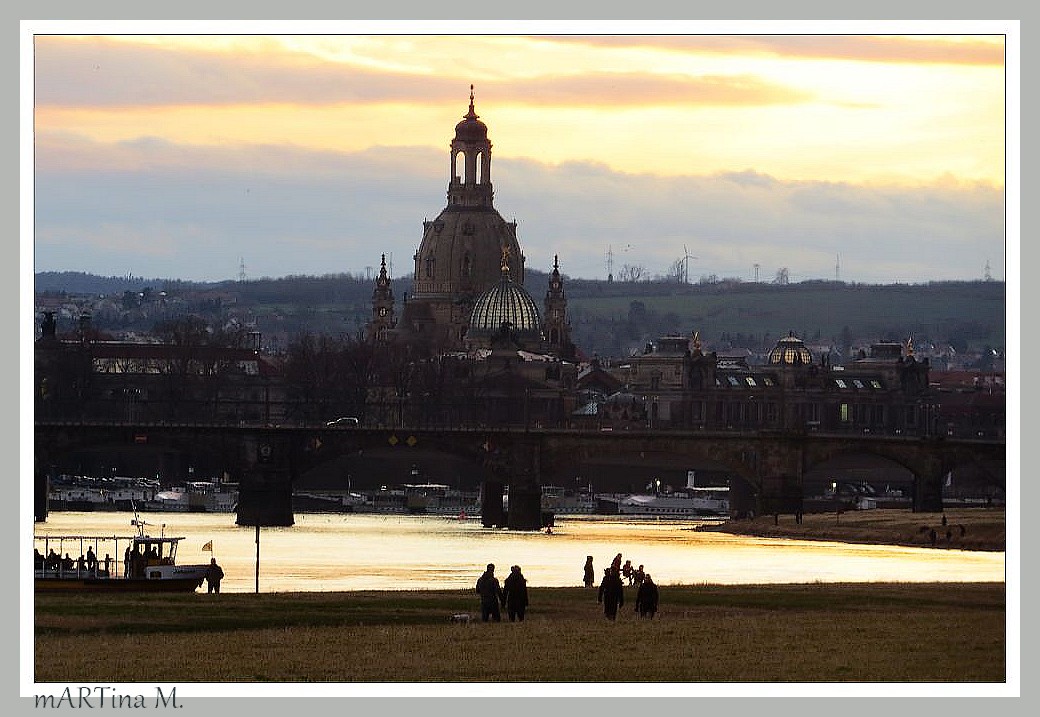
xmin=468 ymin=274 xmax=542 ymax=342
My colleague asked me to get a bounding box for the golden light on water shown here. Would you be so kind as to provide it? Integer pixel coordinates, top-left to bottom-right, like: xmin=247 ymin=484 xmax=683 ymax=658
xmin=33 ymin=512 xmax=1005 ymax=594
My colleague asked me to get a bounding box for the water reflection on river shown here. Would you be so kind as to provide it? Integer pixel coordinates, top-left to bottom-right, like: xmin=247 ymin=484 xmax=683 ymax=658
xmin=33 ymin=512 xmax=1005 ymax=593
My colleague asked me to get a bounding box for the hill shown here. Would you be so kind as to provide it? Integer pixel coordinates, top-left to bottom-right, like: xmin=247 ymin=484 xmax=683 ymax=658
xmin=34 ymin=272 xmax=1005 ymax=360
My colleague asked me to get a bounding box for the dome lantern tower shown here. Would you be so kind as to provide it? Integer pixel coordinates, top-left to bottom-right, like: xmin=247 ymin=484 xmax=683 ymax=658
xmin=448 ymin=85 xmax=494 ymax=209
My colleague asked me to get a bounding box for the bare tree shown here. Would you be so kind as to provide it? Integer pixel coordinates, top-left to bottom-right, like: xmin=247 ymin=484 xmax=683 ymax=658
xmin=617 ymin=264 xmax=648 ymax=282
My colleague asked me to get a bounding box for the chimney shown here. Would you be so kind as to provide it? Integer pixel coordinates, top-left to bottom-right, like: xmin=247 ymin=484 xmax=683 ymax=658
xmin=77 ymin=312 xmax=92 ymax=342
xmin=41 ymin=311 xmax=56 ymax=340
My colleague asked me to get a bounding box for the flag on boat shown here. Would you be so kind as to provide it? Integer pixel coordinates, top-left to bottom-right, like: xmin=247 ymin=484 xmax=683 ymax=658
xmin=202 ymin=541 xmax=213 ymax=552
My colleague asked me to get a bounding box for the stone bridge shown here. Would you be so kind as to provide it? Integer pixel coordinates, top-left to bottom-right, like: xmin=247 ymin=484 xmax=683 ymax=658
xmin=34 ymin=422 xmax=1006 ymax=529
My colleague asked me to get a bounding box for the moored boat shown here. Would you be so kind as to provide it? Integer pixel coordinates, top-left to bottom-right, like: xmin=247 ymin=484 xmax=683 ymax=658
xmin=613 ymin=487 xmax=730 ymax=518
xmin=34 ymin=519 xmax=209 ymax=593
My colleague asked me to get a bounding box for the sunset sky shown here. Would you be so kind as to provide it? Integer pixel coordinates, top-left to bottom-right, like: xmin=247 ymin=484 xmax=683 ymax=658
xmin=28 ymin=25 xmax=1013 ymax=284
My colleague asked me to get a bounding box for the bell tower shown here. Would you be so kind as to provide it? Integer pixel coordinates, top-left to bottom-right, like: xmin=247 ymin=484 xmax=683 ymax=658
xmin=366 ymin=254 xmax=396 ymax=343
xmin=544 ymin=255 xmax=574 ymax=359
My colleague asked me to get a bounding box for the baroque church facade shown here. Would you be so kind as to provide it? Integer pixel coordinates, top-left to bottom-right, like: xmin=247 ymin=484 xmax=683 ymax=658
xmin=366 ymin=88 xmax=573 ymax=359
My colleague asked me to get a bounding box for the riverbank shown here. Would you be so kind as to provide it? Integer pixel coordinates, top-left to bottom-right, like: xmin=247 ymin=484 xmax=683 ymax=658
xmin=34 ymin=582 xmax=1005 ymax=684
xmin=697 ymin=507 xmax=1006 ymax=551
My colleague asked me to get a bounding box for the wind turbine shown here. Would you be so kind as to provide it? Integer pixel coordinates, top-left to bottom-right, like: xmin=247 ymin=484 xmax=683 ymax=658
xmin=682 ymin=245 xmax=697 ymax=285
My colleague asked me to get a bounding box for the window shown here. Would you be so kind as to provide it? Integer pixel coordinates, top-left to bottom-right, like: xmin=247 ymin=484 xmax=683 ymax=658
xmin=840 ymin=403 xmax=850 ymax=422
xmin=835 ymin=378 xmax=847 ymax=389
xmin=727 ymin=376 xmax=740 ymax=386
xmin=746 ymin=376 xmax=757 ymax=387
xmin=853 ymin=379 xmax=865 ymax=389
xmin=807 ymin=403 xmax=820 ymax=423
xmin=871 ymin=380 xmax=882 ymax=389
xmin=763 ymin=376 xmax=775 ymax=387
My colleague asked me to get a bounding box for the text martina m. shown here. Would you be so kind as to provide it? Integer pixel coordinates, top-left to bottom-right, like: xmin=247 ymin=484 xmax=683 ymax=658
xmin=35 ymin=686 xmax=181 ymax=709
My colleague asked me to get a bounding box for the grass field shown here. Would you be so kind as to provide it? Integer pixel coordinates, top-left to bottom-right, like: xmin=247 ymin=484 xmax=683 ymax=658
xmin=34 ymin=581 xmax=1005 ymax=684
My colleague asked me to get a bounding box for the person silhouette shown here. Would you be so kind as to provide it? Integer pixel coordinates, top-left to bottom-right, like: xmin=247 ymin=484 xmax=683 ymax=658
xmin=503 ymin=565 xmax=529 ymax=622
xmin=583 ymin=556 xmax=595 ymax=588
xmin=475 ymin=563 xmax=505 ymax=622
xmin=635 ymin=573 xmax=659 ymax=619
xmin=205 ymin=558 xmax=224 ymax=593
xmin=598 ymin=567 xmax=625 ymax=620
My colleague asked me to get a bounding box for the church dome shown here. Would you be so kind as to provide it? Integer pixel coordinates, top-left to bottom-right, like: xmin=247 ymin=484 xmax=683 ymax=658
xmin=768 ymin=334 xmax=814 ymax=366
xmin=454 ymin=87 xmax=488 ymax=142
xmin=468 ymin=272 xmax=542 ymax=342
xmin=455 ymin=115 xmax=488 ymax=142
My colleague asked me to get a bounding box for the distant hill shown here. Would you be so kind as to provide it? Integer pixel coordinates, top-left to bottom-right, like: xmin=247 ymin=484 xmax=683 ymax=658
xmin=34 ymin=272 xmax=204 ymax=295
xmin=34 ymin=272 xmax=1005 ymax=359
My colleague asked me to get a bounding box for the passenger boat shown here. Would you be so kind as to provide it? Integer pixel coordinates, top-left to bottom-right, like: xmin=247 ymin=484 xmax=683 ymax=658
xmin=34 ymin=517 xmax=209 ymax=593
xmin=613 ymin=487 xmax=730 ymax=518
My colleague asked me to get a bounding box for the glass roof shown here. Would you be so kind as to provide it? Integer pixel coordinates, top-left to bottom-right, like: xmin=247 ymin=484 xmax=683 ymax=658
xmin=468 ymin=277 xmax=542 ymax=337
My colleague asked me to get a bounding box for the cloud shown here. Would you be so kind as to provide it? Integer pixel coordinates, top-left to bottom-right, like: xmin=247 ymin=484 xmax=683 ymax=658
xmin=32 ymin=134 xmax=1005 ymax=285
xmin=551 ymin=35 xmax=1005 ymax=66
xmin=33 ymin=36 xmax=811 ymax=109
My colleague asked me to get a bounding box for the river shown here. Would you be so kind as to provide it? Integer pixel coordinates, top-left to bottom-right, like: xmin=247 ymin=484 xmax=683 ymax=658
xmin=32 ymin=511 xmax=1005 ymax=593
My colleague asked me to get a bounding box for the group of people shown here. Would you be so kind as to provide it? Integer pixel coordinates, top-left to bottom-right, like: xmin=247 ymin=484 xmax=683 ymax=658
xmin=587 ymin=553 xmax=659 ymax=620
xmin=475 ymin=563 xmax=528 ymax=622
xmin=473 ymin=552 xmax=660 ymax=624
xmin=122 ymin=544 xmax=160 ymax=578
xmin=35 ymin=546 xmax=109 ymax=575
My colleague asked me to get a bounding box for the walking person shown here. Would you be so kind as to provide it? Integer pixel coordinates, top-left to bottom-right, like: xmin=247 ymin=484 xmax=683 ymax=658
xmin=598 ymin=567 xmax=625 ymax=620
xmin=475 ymin=563 xmax=505 ymax=622
xmin=502 ymin=565 xmax=529 ymax=622
xmin=205 ymin=557 xmax=224 ymax=594
xmin=583 ymin=556 xmax=595 ymax=588
xmin=635 ymin=573 xmax=659 ymax=619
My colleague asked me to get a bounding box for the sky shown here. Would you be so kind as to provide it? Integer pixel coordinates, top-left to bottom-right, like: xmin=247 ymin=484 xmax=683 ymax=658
xmin=28 ymin=25 xmax=1012 ymax=285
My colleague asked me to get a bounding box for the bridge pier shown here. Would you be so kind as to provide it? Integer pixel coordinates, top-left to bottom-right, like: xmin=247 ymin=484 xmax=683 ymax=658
xmin=235 ymin=433 xmax=295 ymax=527
xmin=913 ymin=463 xmax=946 ymax=513
xmin=756 ymin=473 xmax=804 ymax=518
xmin=35 ymin=462 xmax=50 ymax=522
xmin=480 ymin=437 xmax=545 ymax=531
xmin=506 ymin=485 xmax=542 ymax=531
xmin=481 ymin=480 xmax=505 ymax=527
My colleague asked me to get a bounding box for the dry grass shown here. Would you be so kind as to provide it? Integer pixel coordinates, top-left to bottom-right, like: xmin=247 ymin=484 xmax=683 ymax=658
xmin=704 ymin=508 xmax=1005 ymax=551
xmin=35 ymin=582 xmax=1005 ymax=683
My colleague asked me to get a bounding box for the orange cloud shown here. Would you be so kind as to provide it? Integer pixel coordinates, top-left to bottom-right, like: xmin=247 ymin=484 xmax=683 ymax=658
xmin=551 ymin=35 xmax=1004 ymax=66
xmin=34 ymin=36 xmax=810 ymax=109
